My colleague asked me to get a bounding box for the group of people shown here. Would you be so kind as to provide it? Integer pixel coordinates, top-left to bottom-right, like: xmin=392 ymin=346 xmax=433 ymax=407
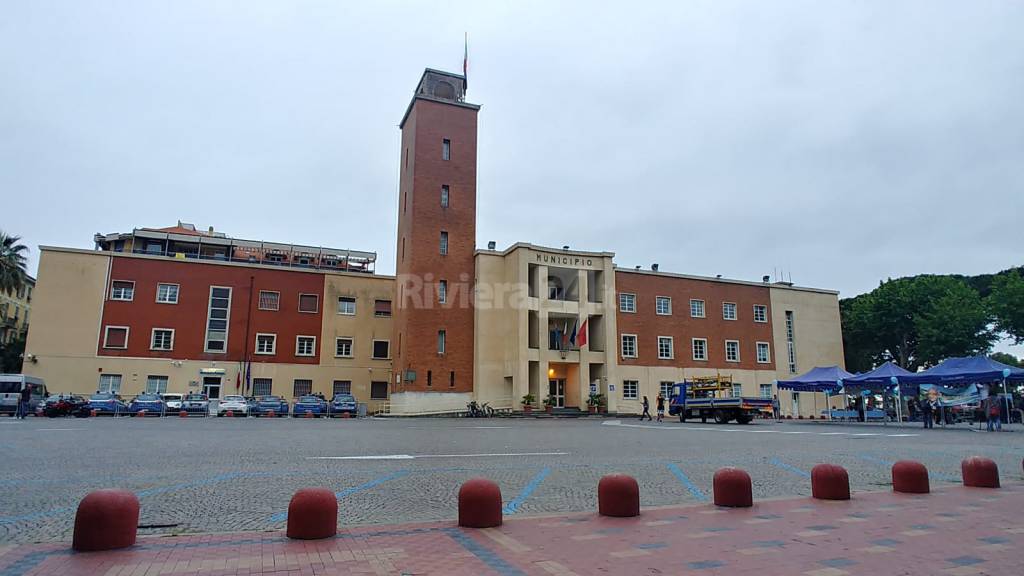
xmin=639 ymin=394 xmax=666 ymax=422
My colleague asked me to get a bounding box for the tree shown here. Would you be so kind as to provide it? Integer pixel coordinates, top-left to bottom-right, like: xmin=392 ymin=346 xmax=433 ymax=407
xmin=988 ymin=269 xmax=1024 ymax=344
xmin=0 ymin=232 xmax=29 ymax=296
xmin=0 ymin=335 xmax=25 ymax=373
xmin=914 ymin=278 xmax=995 ymax=366
xmin=989 ymin=352 xmax=1023 ymax=368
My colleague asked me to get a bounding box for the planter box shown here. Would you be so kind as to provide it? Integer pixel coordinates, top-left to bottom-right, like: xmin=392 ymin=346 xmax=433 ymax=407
xmin=523 ymin=406 xmax=533 ymax=414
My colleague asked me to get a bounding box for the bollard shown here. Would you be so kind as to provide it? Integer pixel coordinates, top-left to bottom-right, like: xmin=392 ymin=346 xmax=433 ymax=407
xmin=811 ymin=464 xmax=850 ymax=500
xmin=266 ymin=409 xmax=275 ymax=418
xmin=458 ymin=478 xmax=503 ymax=528
xmin=342 ymin=412 xmax=351 ymax=419
xmin=892 ymin=460 xmax=929 ymax=494
xmin=90 ymin=409 xmax=98 ymax=418
xmin=598 ymin=474 xmax=640 ymax=517
xmin=178 ymin=410 xmax=187 ymax=418
xmin=304 ymin=410 xmax=314 ymax=419
xmin=72 ymin=490 xmax=140 ymax=551
xmin=713 ymin=468 xmax=753 ymax=507
xmin=136 ymin=410 xmax=146 ymax=418
xmin=962 ymin=457 xmax=1000 ymax=488
xmin=286 ymin=488 xmax=338 ymax=540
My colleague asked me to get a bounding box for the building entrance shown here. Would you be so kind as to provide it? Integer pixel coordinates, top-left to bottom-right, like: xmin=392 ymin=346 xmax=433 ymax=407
xmin=203 ymin=376 xmax=222 ymax=400
xmin=548 ymin=379 xmax=565 ymax=408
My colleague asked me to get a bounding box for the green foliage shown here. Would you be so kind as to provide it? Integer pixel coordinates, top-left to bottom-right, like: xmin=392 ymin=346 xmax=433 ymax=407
xmin=988 ymin=269 xmax=1024 ymax=344
xmin=0 ymin=335 xmax=25 ymax=373
xmin=0 ymin=232 xmax=30 ymax=296
xmin=521 ymin=393 xmax=536 ymax=405
xmin=989 ymin=352 xmax=1023 ymax=368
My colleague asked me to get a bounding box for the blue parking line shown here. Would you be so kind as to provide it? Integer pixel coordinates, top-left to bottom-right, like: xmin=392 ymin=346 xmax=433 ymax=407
xmin=666 ymin=463 xmax=708 ymax=502
xmin=502 ymin=467 xmax=550 ymax=514
xmin=769 ymin=458 xmax=810 ymax=478
xmin=855 ymin=454 xmax=958 ymax=482
xmin=268 ymin=470 xmax=411 ymax=523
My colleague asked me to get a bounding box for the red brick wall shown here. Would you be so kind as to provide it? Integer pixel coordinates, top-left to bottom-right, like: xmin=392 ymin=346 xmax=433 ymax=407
xmin=614 ymin=271 xmax=776 ymax=370
xmin=98 ymin=257 xmax=324 ymax=364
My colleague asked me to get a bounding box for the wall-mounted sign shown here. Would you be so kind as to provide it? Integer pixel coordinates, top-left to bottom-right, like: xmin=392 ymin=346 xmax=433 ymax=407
xmin=608 ymin=384 xmax=616 ymax=392
xmin=534 ymin=252 xmax=598 ymax=269
xmin=199 ymin=368 xmax=226 ymax=375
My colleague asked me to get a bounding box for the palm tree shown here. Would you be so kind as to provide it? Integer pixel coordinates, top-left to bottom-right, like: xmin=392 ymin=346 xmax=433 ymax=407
xmin=0 ymin=232 xmax=29 ymax=296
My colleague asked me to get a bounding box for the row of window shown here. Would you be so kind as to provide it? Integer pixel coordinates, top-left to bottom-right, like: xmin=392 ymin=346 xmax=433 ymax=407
xmin=621 ymin=380 xmax=774 ymax=400
xmin=619 ymin=293 xmax=768 ymax=322
xmin=620 ymin=334 xmax=771 ymax=363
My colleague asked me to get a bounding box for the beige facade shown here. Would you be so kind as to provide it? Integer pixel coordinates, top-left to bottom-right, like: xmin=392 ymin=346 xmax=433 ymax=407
xmin=1 ymin=274 xmax=35 ymax=345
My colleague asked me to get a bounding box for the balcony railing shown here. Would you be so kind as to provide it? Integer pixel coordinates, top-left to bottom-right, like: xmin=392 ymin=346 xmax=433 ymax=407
xmin=127 ymin=249 xmax=375 ymax=273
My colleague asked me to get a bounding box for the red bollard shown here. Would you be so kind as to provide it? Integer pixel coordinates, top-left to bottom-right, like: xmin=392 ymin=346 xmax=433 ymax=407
xmin=598 ymin=474 xmax=640 ymax=517
xmin=135 ymin=410 xmax=146 ymax=418
xmin=341 ymin=412 xmax=351 ymax=419
xmin=304 ymin=411 xmax=314 ymax=418
xmin=226 ymin=410 xmax=233 ymax=418
xmin=962 ymin=457 xmax=1000 ymax=488
xmin=892 ymin=461 xmax=929 ymax=494
xmin=458 ymin=478 xmax=503 ymax=528
xmin=178 ymin=410 xmax=187 ymax=418
xmin=811 ymin=464 xmax=850 ymax=500
xmin=286 ymin=488 xmax=338 ymax=540
xmin=266 ymin=409 xmax=275 ymax=418
xmin=72 ymin=490 xmax=140 ymax=551
xmin=713 ymin=468 xmax=752 ymax=507
xmin=90 ymin=409 xmax=98 ymax=418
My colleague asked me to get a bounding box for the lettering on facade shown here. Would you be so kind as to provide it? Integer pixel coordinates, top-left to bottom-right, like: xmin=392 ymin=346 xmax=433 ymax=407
xmin=535 ymin=253 xmax=595 ymax=268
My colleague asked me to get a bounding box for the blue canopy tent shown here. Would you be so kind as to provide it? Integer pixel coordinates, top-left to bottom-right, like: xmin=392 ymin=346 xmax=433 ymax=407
xmin=903 ymin=356 xmax=1024 ymax=425
xmin=842 ymin=362 xmax=915 ymax=422
xmin=775 ymin=366 xmax=854 ymax=420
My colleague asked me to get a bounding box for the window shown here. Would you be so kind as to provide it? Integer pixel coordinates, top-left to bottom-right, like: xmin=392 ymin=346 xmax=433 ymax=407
xmin=338 ymin=296 xmax=356 ymax=315
xmin=427 ymin=370 xmax=432 ymax=386
xmin=98 ymin=374 xmax=122 ymax=394
xmin=293 ymin=379 xmax=312 ymax=397
xmin=255 ymin=333 xmax=276 ymax=355
xmin=253 ymin=378 xmax=272 ymax=396
xmin=440 ymin=231 xmax=448 ymax=255
xmin=332 ymin=380 xmax=351 ymax=396
xmin=620 ymin=334 xmax=637 ymax=358
xmin=156 ymin=283 xmax=179 ymax=304
xmin=110 ymin=280 xmax=134 ymax=301
xmin=660 ymin=381 xmax=674 ymax=399
xmin=205 ymin=286 xmax=231 ymax=352
xmin=438 ymin=280 xmax=448 ymax=304
xmin=449 ymin=371 xmax=455 ymax=388
xmin=756 ymin=341 xmax=771 ymax=364
xmin=298 ymin=293 xmax=319 ymax=313
xmin=442 ymin=138 xmax=451 ymax=160
xmin=692 ymin=338 xmax=708 ymax=361
xmin=725 ymin=340 xmax=740 ymax=362
xmin=690 ymin=299 xmax=705 ymax=318
xmin=151 ymin=328 xmax=174 ymax=351
xmin=723 ymin=302 xmax=737 ymax=320
xmin=437 ymin=330 xmax=446 ymax=354
xmin=760 ymin=384 xmax=773 ymax=399
xmin=335 ymin=337 xmax=353 ymax=358
xmin=296 ymin=336 xmax=316 ymax=357
xmin=622 ymin=380 xmax=638 ymax=399
xmin=372 ymin=340 xmax=390 ymax=359
xmin=146 ymin=376 xmax=168 ymax=394
xmin=259 ymin=291 xmax=280 ymax=311
xmin=374 ymin=300 xmax=392 ymax=317
xmin=753 ymin=304 xmax=768 ymax=323
xmin=370 ymin=381 xmax=388 ymax=399
xmin=657 ymin=336 xmax=674 ymax=359
xmin=785 ymin=310 xmax=797 ymax=373
xmin=103 ymin=326 xmax=129 ymax=349
xmin=619 ymin=293 xmax=636 ymax=313
xmin=731 ymin=384 xmax=742 ymax=398
xmin=441 ymin=185 xmax=449 ymax=208
xmin=655 ymin=296 xmax=672 ymax=315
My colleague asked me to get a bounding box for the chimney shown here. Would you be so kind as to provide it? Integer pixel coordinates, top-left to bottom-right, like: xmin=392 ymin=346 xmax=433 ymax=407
xmin=651 ymin=263 xmax=659 ymax=271
xmin=487 ymin=241 xmax=496 ymax=250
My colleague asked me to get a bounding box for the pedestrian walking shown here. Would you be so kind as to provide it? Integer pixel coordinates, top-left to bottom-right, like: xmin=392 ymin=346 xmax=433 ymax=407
xmin=921 ymin=395 xmax=933 ymax=429
xmin=656 ymin=394 xmax=665 ymax=422
xmin=987 ymin=396 xmax=1002 ymax=432
xmin=640 ymin=396 xmax=652 ymax=421
xmin=772 ymin=394 xmax=780 ymax=420
xmin=17 ymin=384 xmax=32 ymax=419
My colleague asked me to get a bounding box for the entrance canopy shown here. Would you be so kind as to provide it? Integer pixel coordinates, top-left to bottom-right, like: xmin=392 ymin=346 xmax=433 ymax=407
xmin=842 ymin=362 xmax=915 ymax=395
xmin=902 ymin=355 xmax=1024 ymax=387
xmin=775 ymin=366 xmax=853 ymax=393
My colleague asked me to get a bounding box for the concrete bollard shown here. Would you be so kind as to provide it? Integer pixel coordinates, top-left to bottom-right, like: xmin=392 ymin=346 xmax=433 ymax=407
xmin=72 ymin=490 xmax=140 ymax=552
xmin=90 ymin=409 xmax=98 ymax=417
xmin=341 ymin=412 xmax=351 ymax=419
xmin=136 ymin=410 xmax=146 ymax=418
xmin=266 ymin=409 xmax=275 ymax=418
xmin=892 ymin=460 xmax=930 ymax=494
xmin=226 ymin=410 xmax=233 ymax=418
xmin=178 ymin=410 xmax=187 ymax=418
xmin=713 ymin=468 xmax=752 ymax=508
xmin=811 ymin=464 xmax=850 ymax=500
xmin=962 ymin=457 xmax=1000 ymax=488
xmin=304 ymin=411 xmax=314 ymax=419
xmin=598 ymin=474 xmax=640 ymax=517
xmin=458 ymin=478 xmax=503 ymax=528
xmin=286 ymin=488 xmax=338 ymax=540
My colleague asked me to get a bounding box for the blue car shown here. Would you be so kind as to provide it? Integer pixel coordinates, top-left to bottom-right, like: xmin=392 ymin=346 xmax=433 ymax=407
xmin=87 ymin=393 xmax=128 ymax=415
xmin=330 ymin=394 xmax=357 ymax=417
xmin=253 ymin=395 xmax=289 ymax=417
xmin=128 ymin=393 xmax=166 ymax=416
xmin=293 ymin=395 xmax=327 ymax=417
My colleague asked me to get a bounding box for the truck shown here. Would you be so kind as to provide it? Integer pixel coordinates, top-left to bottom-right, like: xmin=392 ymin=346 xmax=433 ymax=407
xmin=668 ymin=376 xmax=771 ymax=424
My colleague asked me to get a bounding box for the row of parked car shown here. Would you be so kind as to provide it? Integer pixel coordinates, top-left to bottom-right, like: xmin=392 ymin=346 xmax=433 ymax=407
xmin=37 ymin=392 xmax=360 ymax=417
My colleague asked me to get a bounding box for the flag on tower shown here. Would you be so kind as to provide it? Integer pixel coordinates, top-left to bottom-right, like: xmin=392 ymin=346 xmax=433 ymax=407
xmin=577 ymin=318 xmax=589 ymax=349
xmin=569 ymin=320 xmax=578 ymax=347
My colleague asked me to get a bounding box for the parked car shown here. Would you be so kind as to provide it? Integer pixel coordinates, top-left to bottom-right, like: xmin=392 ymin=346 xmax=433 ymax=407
xmin=42 ymin=394 xmax=88 ymax=417
xmin=216 ymin=395 xmax=249 ymax=417
xmin=87 ymin=393 xmax=127 ymax=415
xmin=182 ymin=393 xmax=210 ymax=414
xmin=330 ymin=394 xmax=358 ymax=416
xmin=293 ymin=395 xmax=327 ymax=417
xmin=128 ymin=393 xmax=166 ymax=416
xmin=253 ymin=395 xmax=289 ymax=417
xmin=161 ymin=393 xmax=184 ymax=411
xmin=0 ymin=375 xmax=47 ymax=416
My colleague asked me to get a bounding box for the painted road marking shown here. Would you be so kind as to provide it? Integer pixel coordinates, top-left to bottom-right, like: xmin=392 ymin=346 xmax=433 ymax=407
xmin=503 ymin=467 xmax=551 ymax=514
xmin=602 ymin=420 xmax=918 ymax=438
xmin=768 ymin=458 xmax=811 ymax=478
xmin=666 ymin=463 xmax=708 ymax=501
xmin=36 ymin=428 xmax=85 ymax=432
xmin=307 ymin=452 xmax=569 ymax=460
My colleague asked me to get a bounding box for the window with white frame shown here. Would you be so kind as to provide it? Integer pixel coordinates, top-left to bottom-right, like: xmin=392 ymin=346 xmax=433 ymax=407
xmin=442 ymin=138 xmax=451 ymax=160
xmin=655 ymin=296 xmax=671 ymax=315
xmin=374 ymin=300 xmax=392 ymax=317
xmin=252 ymin=378 xmax=272 ymax=396
xmin=725 ymin=340 xmax=740 ymax=362
xmin=337 ymin=296 xmax=356 ymax=315
xmin=98 ymin=374 xmax=122 ymax=394
xmin=753 ymin=304 xmax=768 ymax=323
xmin=332 ymin=380 xmax=351 ymax=396
xmin=146 ymin=376 xmax=168 ymax=394
xmin=372 ymin=340 xmax=390 ymax=359
xmin=296 ymin=336 xmax=316 ymax=356
xmin=259 ymin=291 xmax=280 ymax=311
xmin=618 ymin=293 xmax=636 ymax=313
xmin=298 ymin=293 xmax=318 ymax=313
xmin=622 ymin=380 xmax=639 ymax=399
xmin=438 ymin=280 xmax=448 ymax=304
xmin=440 ymin=231 xmax=448 ymax=255
xmin=760 ymin=384 xmax=773 ymax=399
xmin=437 ymin=330 xmax=446 ymax=355
xmin=785 ymin=310 xmax=797 ymax=373
xmin=151 ymin=328 xmax=174 ymax=351
xmin=156 ymin=283 xmax=179 ymax=304
xmin=441 ymin=184 xmax=449 ymax=208
xmin=660 ymin=381 xmax=674 ymax=399
xmin=620 ymin=334 xmax=637 ymax=358
xmin=756 ymin=341 xmax=771 ymax=364
xmin=204 ymin=286 xmax=231 ymax=352
xmin=723 ymin=302 xmax=737 ymax=320
xmin=103 ymin=326 xmax=129 ymax=349
xmin=335 ymin=337 xmax=353 ymax=357
xmin=110 ymin=280 xmax=134 ymax=301
xmin=690 ymin=299 xmax=705 ymax=318
xmin=657 ymin=336 xmax=674 ymax=359
xmin=731 ymin=384 xmax=742 ymax=398
xmin=691 ymin=338 xmax=707 ymax=360
xmin=293 ymin=379 xmax=312 ymax=397
xmin=255 ymin=333 xmax=276 ymax=355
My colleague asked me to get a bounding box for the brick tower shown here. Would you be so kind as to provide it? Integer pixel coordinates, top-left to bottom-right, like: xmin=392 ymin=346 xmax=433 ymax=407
xmin=393 ymin=69 xmax=479 ymax=401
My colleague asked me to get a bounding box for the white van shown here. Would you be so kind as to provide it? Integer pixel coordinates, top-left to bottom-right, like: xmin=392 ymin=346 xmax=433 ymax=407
xmin=0 ymin=374 xmax=47 ymax=416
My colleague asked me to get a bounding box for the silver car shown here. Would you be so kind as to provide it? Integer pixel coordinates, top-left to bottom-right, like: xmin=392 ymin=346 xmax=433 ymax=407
xmin=216 ymin=395 xmax=249 ymax=417
xmin=181 ymin=393 xmax=209 ymax=414
xmin=161 ymin=393 xmax=184 ymax=411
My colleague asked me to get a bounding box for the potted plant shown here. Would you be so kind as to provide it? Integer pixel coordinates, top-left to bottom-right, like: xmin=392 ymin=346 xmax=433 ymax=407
xmin=543 ymin=395 xmax=555 ymax=414
xmin=521 ymin=394 xmax=536 ymax=414
xmin=587 ymin=393 xmax=605 ymax=414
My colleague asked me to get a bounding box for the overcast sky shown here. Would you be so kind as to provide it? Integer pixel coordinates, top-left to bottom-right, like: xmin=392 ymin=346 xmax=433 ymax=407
xmin=3 ymin=1 xmax=1023 ymax=302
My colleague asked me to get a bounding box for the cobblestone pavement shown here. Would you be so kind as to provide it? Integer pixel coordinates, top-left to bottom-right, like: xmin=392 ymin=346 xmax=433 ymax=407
xmin=1 ymin=483 xmax=1022 ymax=575
xmin=1 ymin=415 xmax=1022 ymax=544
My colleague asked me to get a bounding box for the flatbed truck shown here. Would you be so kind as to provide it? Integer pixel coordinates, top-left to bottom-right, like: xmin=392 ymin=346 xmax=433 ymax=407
xmin=667 ymin=376 xmax=771 ymax=424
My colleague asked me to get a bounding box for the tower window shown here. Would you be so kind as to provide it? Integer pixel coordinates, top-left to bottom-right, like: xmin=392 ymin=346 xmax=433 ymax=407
xmin=449 ymin=371 xmax=455 ymax=387
xmin=441 ymin=185 xmax=449 ymax=208
xmin=427 ymin=370 xmax=432 ymax=386
xmin=440 ymin=231 xmax=448 ymax=255
xmin=438 ymin=330 xmax=446 ymax=354
xmin=442 ymin=139 xmax=451 ymax=161
xmin=439 ymin=280 xmax=448 ymax=304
